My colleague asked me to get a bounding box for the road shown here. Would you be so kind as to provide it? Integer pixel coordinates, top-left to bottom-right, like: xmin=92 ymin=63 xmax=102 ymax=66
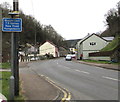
xmin=28 ymin=58 xmax=119 ymax=100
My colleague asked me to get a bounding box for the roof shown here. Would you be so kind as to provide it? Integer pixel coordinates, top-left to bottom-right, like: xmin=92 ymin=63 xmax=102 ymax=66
xmin=59 ymin=47 xmax=67 ymax=51
xmin=78 ymin=34 xmax=110 ymax=44
xmin=40 ymin=40 xmax=57 ymax=48
xmin=65 ymin=39 xmax=81 ymax=48
xmin=102 ymin=37 xmax=114 ymax=41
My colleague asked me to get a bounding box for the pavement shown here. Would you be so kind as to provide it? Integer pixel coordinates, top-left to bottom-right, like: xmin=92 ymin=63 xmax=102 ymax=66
xmin=77 ymin=60 xmax=119 ymax=71
xmin=19 ymin=62 xmax=63 ymax=101
xmin=18 ymin=60 xmax=119 ymax=101
xmin=0 ymin=69 xmax=11 ymax=71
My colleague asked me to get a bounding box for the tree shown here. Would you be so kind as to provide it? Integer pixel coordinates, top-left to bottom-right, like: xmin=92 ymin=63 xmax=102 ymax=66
xmin=42 ymin=25 xmax=65 ymax=47
xmin=1 ymin=2 xmax=66 ymax=60
xmin=104 ymin=1 xmax=120 ymax=36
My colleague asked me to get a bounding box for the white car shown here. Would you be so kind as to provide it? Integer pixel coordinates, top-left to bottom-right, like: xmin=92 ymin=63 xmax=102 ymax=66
xmin=65 ymin=55 xmax=72 ymax=61
xmin=0 ymin=93 xmax=7 ymax=102
xmin=71 ymin=54 xmax=76 ymax=59
xmin=30 ymin=57 xmax=39 ymax=61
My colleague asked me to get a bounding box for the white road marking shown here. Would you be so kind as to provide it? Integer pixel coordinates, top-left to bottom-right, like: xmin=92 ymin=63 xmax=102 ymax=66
xmin=58 ymin=64 xmax=90 ymax=74
xmin=75 ymin=69 xmax=90 ymax=74
xmin=58 ymin=64 xmax=71 ymax=69
xmin=39 ymin=74 xmax=45 ymax=77
xmin=102 ymin=76 xmax=119 ymax=81
xmin=64 ymin=66 xmax=71 ymax=69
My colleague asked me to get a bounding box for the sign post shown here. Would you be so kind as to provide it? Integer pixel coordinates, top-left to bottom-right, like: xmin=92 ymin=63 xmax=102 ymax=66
xmin=12 ymin=0 xmax=20 ymax=96
xmin=0 ymin=7 xmax=2 ymax=64
xmin=2 ymin=0 xmax=21 ymax=98
xmin=0 ymin=7 xmax=2 ymax=94
xmin=10 ymin=0 xmax=20 ymax=96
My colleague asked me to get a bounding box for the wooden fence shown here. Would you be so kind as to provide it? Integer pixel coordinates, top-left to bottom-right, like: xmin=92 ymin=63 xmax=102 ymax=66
xmin=89 ymin=51 xmax=114 ymax=57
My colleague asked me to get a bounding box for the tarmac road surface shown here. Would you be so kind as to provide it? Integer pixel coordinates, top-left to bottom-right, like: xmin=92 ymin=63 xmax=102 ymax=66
xmin=27 ymin=58 xmax=119 ymax=100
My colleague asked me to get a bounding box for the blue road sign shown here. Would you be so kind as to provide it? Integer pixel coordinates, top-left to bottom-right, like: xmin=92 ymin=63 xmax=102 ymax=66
xmin=2 ymin=18 xmax=22 ymax=32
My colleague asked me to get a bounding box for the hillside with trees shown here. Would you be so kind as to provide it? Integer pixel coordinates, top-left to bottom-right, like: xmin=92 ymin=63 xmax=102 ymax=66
xmin=100 ymin=1 xmax=120 ymax=62
xmin=0 ymin=2 xmax=68 ymax=61
xmin=101 ymin=1 xmax=120 ymax=37
xmin=1 ymin=2 xmax=66 ymax=46
xmin=101 ymin=1 xmax=120 ymax=51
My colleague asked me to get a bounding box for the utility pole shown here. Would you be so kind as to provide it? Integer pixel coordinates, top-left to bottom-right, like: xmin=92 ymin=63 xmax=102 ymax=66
xmin=34 ymin=24 xmax=37 ymax=59
xmin=0 ymin=7 xmax=2 ymax=93
xmin=11 ymin=0 xmax=19 ymax=96
xmin=0 ymin=7 xmax=2 ymax=64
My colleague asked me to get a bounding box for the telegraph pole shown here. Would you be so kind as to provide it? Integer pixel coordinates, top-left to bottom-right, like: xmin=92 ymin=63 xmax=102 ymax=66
xmin=0 ymin=7 xmax=2 ymax=64
xmin=0 ymin=7 xmax=2 ymax=89
xmin=11 ymin=0 xmax=19 ymax=96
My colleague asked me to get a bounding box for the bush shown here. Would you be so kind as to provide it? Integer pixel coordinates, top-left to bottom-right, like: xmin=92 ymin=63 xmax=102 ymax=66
xmin=45 ymin=54 xmax=54 ymax=59
xmin=40 ymin=55 xmax=47 ymax=60
xmin=49 ymin=54 xmax=54 ymax=59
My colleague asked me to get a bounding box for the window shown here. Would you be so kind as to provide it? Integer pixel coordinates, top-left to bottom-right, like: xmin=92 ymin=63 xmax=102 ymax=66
xmin=90 ymin=42 xmax=96 ymax=45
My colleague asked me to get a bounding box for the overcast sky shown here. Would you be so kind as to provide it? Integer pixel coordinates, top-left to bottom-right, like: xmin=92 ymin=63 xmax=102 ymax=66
xmin=0 ymin=0 xmax=119 ymax=40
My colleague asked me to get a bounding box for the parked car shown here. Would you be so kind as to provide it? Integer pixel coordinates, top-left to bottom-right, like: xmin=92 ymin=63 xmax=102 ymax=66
xmin=30 ymin=57 xmax=39 ymax=61
xmin=65 ymin=55 xmax=72 ymax=61
xmin=0 ymin=93 xmax=7 ymax=102
xmin=71 ymin=54 xmax=76 ymax=59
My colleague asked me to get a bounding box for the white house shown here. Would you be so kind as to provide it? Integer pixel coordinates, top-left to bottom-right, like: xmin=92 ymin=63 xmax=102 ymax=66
xmin=76 ymin=34 xmax=114 ymax=60
xmin=69 ymin=48 xmax=76 ymax=53
xmin=39 ymin=41 xmax=59 ymax=57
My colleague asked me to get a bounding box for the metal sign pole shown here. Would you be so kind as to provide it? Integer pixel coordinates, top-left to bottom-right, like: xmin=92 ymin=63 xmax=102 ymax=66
xmin=0 ymin=6 xmax=2 ymax=94
xmin=0 ymin=7 xmax=2 ymax=64
xmin=11 ymin=0 xmax=19 ymax=96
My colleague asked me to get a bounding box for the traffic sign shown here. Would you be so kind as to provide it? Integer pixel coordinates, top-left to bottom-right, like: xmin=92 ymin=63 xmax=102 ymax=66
xmin=2 ymin=18 xmax=22 ymax=32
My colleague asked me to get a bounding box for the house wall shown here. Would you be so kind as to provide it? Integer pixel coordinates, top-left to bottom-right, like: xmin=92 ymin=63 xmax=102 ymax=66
xmin=69 ymin=48 xmax=76 ymax=53
xmin=39 ymin=42 xmax=56 ymax=57
xmin=83 ymin=51 xmax=99 ymax=59
xmin=77 ymin=34 xmax=109 ymax=59
xmin=55 ymin=47 xmax=59 ymax=57
xmin=83 ymin=35 xmax=108 ymax=59
xmin=80 ymin=43 xmax=83 ymax=54
xmin=76 ymin=43 xmax=79 ymax=59
xmin=82 ymin=35 xmax=109 ymax=59
xmin=83 ymin=35 xmax=108 ymax=51
xmin=76 ymin=42 xmax=83 ymax=59
xmin=76 ymin=42 xmax=80 ymax=59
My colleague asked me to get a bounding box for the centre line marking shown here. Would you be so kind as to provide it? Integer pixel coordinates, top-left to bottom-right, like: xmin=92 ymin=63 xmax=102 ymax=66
xmin=58 ymin=64 xmax=71 ymax=70
xmin=65 ymin=66 xmax=70 ymax=69
xmin=102 ymin=76 xmax=119 ymax=81
xmin=75 ymin=69 xmax=90 ymax=74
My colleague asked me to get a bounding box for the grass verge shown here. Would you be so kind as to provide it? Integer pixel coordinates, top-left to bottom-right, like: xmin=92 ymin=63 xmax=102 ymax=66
xmin=100 ymin=36 xmax=120 ymax=51
xmin=0 ymin=62 xmax=10 ymax=69
xmin=1 ymin=71 xmax=11 ymax=99
xmin=1 ymin=71 xmax=24 ymax=101
xmin=83 ymin=59 xmax=120 ymax=65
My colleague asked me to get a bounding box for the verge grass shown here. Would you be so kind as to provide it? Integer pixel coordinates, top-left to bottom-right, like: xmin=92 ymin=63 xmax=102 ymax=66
xmin=1 ymin=71 xmax=11 ymax=99
xmin=0 ymin=62 xmax=10 ymax=69
xmin=101 ymin=36 xmax=120 ymax=51
xmin=83 ymin=59 xmax=120 ymax=65
xmin=1 ymin=71 xmax=24 ymax=101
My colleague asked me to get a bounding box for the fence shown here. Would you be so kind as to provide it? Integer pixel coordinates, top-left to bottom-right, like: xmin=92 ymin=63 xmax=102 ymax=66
xmin=89 ymin=51 xmax=114 ymax=57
